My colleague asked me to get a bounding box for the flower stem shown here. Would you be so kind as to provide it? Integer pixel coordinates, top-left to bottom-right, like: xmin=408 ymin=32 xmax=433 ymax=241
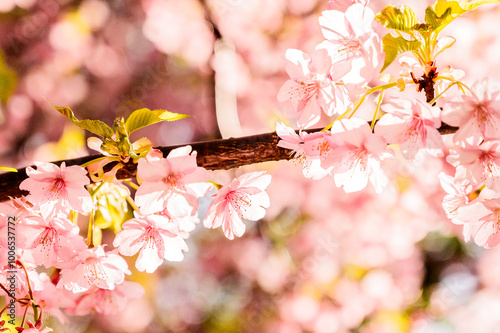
xmin=87 ymin=210 xmax=95 ymax=248
xmin=371 ymin=90 xmax=385 ymax=131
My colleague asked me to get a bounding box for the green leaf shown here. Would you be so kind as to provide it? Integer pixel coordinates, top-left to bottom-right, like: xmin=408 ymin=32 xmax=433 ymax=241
xmin=434 ymin=0 xmax=500 ymax=13
xmin=124 ymin=108 xmax=190 ymax=134
xmin=380 ymin=34 xmax=422 ymax=72
xmin=375 ymin=5 xmax=420 ymax=34
xmin=0 ymin=166 xmax=17 ymax=172
xmin=51 ymin=104 xmax=114 ymax=138
xmin=0 ymin=52 xmax=17 ymax=103
xmin=429 ymin=0 xmax=500 ymax=33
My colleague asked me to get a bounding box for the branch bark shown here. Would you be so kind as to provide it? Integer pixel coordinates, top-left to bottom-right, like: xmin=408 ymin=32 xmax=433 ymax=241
xmin=0 ymin=124 xmax=458 ymax=202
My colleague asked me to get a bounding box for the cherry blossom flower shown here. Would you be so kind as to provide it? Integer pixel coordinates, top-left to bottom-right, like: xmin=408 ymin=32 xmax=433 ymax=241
xmin=18 ymin=320 xmax=53 ymax=333
xmin=33 ymin=273 xmax=76 ymax=324
xmin=135 ymin=146 xmax=209 ymax=216
xmin=113 ymin=212 xmax=188 ymax=273
xmin=318 ymin=4 xmax=381 ymax=85
xmin=447 ymin=140 xmax=500 ymax=190
xmin=324 ymin=118 xmax=394 ymax=193
xmin=0 ymin=261 xmax=43 ymax=298
xmin=438 ymin=172 xmax=471 ymax=222
xmin=19 ymin=162 xmax=93 ymax=219
xmin=158 ymin=208 xmax=200 ymax=239
xmin=375 ymin=98 xmax=443 ymax=160
xmin=277 ymin=48 xmax=352 ymax=128
xmin=17 ymin=215 xmax=87 ymax=268
xmin=203 ymin=171 xmax=272 ymax=240
xmin=442 ymin=78 xmax=500 ymax=145
xmin=67 ymin=281 xmax=145 ymax=316
xmin=276 ymin=122 xmax=333 ymax=180
xmin=455 ymin=190 xmax=500 ymax=248
xmin=58 ymin=245 xmax=130 ymax=293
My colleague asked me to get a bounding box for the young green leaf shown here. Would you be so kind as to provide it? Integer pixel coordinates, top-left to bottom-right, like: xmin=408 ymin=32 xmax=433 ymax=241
xmin=51 ymin=104 xmax=114 ymax=138
xmin=124 ymin=108 xmax=190 ymax=134
xmin=375 ymin=5 xmax=420 ymax=34
xmin=429 ymin=0 xmax=500 ymax=33
xmin=380 ymin=34 xmax=422 ymax=72
xmin=434 ymin=0 xmax=500 ymax=13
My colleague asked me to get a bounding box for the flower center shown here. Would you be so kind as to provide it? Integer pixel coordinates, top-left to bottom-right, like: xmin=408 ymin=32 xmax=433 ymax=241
xmin=345 ymin=148 xmax=368 ymax=172
xmin=163 ymin=173 xmax=182 ymax=187
xmin=86 ymin=258 xmax=109 ymax=282
xmin=51 ymin=178 xmax=65 ymax=192
xmin=481 ymin=151 xmax=500 ymax=176
xmin=475 ymin=102 xmax=491 ymax=122
xmin=227 ymin=190 xmax=251 ymax=213
xmin=39 ymin=227 xmax=56 ymax=247
xmin=337 ymin=37 xmax=362 ymax=58
xmin=312 ymin=139 xmax=332 ymax=157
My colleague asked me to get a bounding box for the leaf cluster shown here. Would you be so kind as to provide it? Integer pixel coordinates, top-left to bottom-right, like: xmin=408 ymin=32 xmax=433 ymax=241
xmin=51 ymin=104 xmax=190 ymax=161
xmin=376 ymin=0 xmax=500 ymax=71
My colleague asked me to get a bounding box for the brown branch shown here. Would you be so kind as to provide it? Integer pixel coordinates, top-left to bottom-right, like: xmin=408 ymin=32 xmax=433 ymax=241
xmin=0 ymin=124 xmax=458 ymax=202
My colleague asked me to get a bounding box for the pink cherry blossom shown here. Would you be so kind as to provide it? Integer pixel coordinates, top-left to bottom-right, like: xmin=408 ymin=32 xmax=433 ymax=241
xmin=58 ymin=245 xmax=130 ymax=293
xmin=277 ymin=48 xmax=352 ymax=128
xmin=375 ymin=98 xmax=443 ymax=160
xmin=113 ymin=212 xmax=188 ymax=273
xmin=18 ymin=320 xmax=53 ymax=333
xmin=135 ymin=146 xmax=209 ymax=216
xmin=438 ymin=172 xmax=470 ymax=223
xmin=324 ymin=118 xmax=394 ymax=193
xmin=67 ymin=281 xmax=145 ymax=316
xmin=442 ymin=78 xmax=500 ymax=145
xmin=203 ymin=171 xmax=272 ymax=240
xmin=17 ymin=215 xmax=87 ymax=268
xmin=276 ymin=122 xmax=333 ymax=180
xmin=19 ymin=162 xmax=93 ymax=219
xmin=158 ymin=208 xmax=200 ymax=239
xmin=446 ymin=140 xmax=500 ymax=190
xmin=318 ymin=4 xmax=381 ymax=85
xmin=455 ymin=190 xmax=500 ymax=248
xmin=33 ymin=273 xmax=76 ymax=324
xmin=0 ymin=261 xmax=43 ymax=298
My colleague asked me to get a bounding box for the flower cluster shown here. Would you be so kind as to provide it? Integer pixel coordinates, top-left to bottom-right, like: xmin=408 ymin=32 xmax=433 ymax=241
xmin=439 ymin=79 xmax=500 ymax=248
xmin=276 ymin=1 xmax=500 ymax=252
xmin=0 ymin=147 xmax=271 ymax=328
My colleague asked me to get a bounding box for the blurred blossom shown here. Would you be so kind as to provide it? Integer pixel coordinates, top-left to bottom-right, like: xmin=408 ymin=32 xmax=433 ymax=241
xmin=7 ymin=93 xmax=33 ymax=121
xmin=446 ymin=289 xmax=500 ymax=333
xmin=78 ymin=0 xmax=111 ymax=30
xmin=256 ymin=249 xmax=291 ymax=293
xmin=0 ymin=0 xmax=35 ymax=12
xmin=98 ymin=298 xmax=154 ymax=332
xmin=142 ymin=0 xmax=215 ymax=68
xmin=85 ymin=42 xmax=125 ymax=78
xmin=49 ymin=18 xmax=92 ymax=60
xmin=286 ymin=0 xmax=319 ymax=15
xmin=279 ymin=293 xmax=320 ymax=325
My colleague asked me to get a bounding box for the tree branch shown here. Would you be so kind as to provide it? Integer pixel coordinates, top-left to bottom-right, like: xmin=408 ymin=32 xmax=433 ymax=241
xmin=0 ymin=124 xmax=458 ymax=202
